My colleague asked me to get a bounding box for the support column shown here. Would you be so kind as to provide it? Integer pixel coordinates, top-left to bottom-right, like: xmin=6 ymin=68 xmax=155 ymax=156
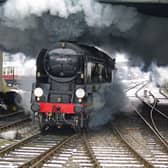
xmin=0 ymin=51 xmax=3 ymax=91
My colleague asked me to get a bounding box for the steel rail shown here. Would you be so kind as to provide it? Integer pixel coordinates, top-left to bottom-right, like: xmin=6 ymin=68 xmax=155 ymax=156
xmin=135 ymin=83 xmax=168 ymax=120
xmin=133 ymin=108 xmax=168 ymax=151
xmin=0 ymin=110 xmax=24 ymax=119
xmin=19 ymin=134 xmax=77 ymax=168
xmin=159 ymin=87 xmax=168 ymax=99
xmin=147 ymin=91 xmax=168 ymax=146
xmin=135 ymin=83 xmax=168 ymax=147
xmin=81 ymin=131 xmax=101 ymax=168
xmin=0 ymin=117 xmax=31 ymax=132
xmin=113 ymin=125 xmax=154 ymax=168
xmin=124 ymin=81 xmax=147 ymax=93
xmin=134 ymin=83 xmax=168 ymax=151
xmin=0 ymin=132 xmax=40 ymax=157
xmin=147 ymin=91 xmax=168 ymax=119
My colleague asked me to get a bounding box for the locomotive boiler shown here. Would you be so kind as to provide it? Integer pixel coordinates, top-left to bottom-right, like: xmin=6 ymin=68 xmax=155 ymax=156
xmin=31 ymin=42 xmax=115 ymax=131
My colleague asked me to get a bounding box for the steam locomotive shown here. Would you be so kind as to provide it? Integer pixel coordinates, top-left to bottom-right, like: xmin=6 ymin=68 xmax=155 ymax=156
xmin=31 ymin=42 xmax=115 ymax=131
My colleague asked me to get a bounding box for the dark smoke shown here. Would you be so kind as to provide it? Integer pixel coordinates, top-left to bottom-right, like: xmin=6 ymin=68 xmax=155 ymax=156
xmin=88 ymin=76 xmax=133 ymax=128
xmin=0 ymin=0 xmax=139 ymax=56
xmin=124 ymin=16 xmax=168 ymax=69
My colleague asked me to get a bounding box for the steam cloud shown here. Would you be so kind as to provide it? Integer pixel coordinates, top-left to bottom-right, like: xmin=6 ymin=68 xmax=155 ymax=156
xmin=88 ymin=77 xmax=133 ymax=128
xmin=2 ymin=0 xmax=138 ymax=29
xmin=0 ymin=0 xmax=167 ymax=68
xmin=0 ymin=0 xmax=139 ymax=55
xmin=150 ymin=63 xmax=168 ymax=87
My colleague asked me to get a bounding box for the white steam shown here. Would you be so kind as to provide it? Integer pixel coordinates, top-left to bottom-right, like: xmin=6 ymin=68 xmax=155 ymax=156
xmin=4 ymin=52 xmax=36 ymax=76
xmin=115 ymin=52 xmax=149 ymax=80
xmin=1 ymin=0 xmax=139 ymax=31
xmin=0 ymin=130 xmax=17 ymax=140
xmin=150 ymin=63 xmax=168 ymax=87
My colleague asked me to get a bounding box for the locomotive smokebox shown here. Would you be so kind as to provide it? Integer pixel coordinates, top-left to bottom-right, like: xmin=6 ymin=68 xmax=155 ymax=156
xmin=32 ymin=42 xmax=115 ymax=131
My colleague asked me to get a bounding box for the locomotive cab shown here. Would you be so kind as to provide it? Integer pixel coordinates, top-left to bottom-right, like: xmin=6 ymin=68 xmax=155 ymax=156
xmin=31 ymin=42 xmax=115 ymax=131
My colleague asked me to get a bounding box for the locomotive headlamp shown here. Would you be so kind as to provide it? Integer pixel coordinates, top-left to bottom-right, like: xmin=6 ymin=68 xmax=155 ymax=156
xmin=34 ymin=87 xmax=43 ymax=97
xmin=75 ymin=88 xmax=85 ymax=98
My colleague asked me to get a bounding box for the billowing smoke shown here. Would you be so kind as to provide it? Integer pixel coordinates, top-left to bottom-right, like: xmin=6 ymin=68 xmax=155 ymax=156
xmin=150 ymin=63 xmax=168 ymax=87
xmin=2 ymin=0 xmax=138 ymax=29
xmin=0 ymin=0 xmax=139 ymax=55
xmin=88 ymin=77 xmax=133 ymax=128
xmin=0 ymin=0 xmax=168 ymax=68
xmin=88 ymin=50 xmax=168 ymax=128
xmin=115 ymin=51 xmax=168 ymax=88
xmin=124 ymin=17 xmax=168 ymax=69
xmin=115 ymin=52 xmax=149 ymax=81
xmin=88 ymin=52 xmax=148 ymax=128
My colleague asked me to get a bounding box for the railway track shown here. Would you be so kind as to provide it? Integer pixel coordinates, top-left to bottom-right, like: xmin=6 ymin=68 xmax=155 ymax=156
xmin=134 ymin=82 xmax=168 ymax=149
xmin=124 ymin=81 xmax=146 ymax=93
xmin=0 ymin=132 xmax=71 ymax=167
xmin=118 ymin=80 xmax=168 ymax=167
xmin=31 ymin=129 xmax=152 ymax=168
xmin=124 ymin=80 xmax=168 ymax=166
xmin=115 ymin=113 xmax=168 ymax=168
xmin=0 ymin=80 xmax=167 ymax=167
xmin=32 ymin=133 xmax=94 ymax=168
xmin=159 ymin=88 xmax=168 ymax=99
xmin=0 ymin=122 xmax=166 ymax=167
xmin=85 ymin=127 xmax=151 ymax=168
xmin=0 ymin=110 xmax=24 ymax=119
xmin=0 ymin=126 xmax=152 ymax=168
xmin=0 ymin=108 xmax=33 ymax=134
xmin=0 ymin=132 xmax=95 ymax=168
xmin=147 ymin=91 xmax=168 ymax=142
xmin=0 ymin=116 xmax=31 ymax=132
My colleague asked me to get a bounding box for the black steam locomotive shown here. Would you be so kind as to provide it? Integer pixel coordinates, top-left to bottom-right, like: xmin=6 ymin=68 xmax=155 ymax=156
xmin=31 ymin=42 xmax=115 ymax=131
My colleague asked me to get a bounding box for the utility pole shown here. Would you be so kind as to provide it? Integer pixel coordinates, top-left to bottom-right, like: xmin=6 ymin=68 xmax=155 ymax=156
xmin=0 ymin=50 xmax=3 ymax=91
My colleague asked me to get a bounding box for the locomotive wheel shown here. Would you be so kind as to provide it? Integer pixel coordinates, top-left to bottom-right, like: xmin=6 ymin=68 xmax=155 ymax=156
xmin=38 ymin=113 xmax=46 ymax=132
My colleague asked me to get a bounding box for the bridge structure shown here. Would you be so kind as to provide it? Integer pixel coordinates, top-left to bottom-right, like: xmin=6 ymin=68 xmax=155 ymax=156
xmin=98 ymin=0 xmax=168 ymax=17
xmin=99 ymin=0 xmax=168 ymax=3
